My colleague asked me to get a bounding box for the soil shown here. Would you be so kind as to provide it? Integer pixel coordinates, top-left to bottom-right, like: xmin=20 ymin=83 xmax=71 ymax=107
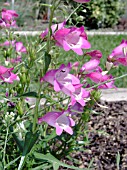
xmin=61 ymin=100 xmax=127 ymax=170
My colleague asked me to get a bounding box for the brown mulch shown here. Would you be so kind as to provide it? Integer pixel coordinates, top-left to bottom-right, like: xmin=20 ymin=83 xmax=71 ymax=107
xmin=61 ymin=100 xmax=127 ymax=170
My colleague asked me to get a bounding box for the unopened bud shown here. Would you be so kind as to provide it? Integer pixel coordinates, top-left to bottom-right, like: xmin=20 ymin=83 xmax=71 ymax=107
xmin=106 ymin=61 xmax=113 ymax=71
xmin=16 ymin=101 xmax=23 ymax=115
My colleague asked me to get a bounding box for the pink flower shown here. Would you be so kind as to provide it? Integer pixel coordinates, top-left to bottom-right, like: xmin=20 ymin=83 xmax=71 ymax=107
xmin=73 ymin=0 xmax=90 ymax=3
xmin=38 ymin=111 xmax=75 ymax=135
xmin=80 ymin=59 xmax=100 ymax=72
xmin=15 ymin=42 xmax=27 ymax=53
xmin=85 ymin=50 xmax=102 ymax=59
xmin=42 ymin=63 xmax=80 ymax=95
xmin=0 ymin=40 xmax=15 ymax=46
xmin=2 ymin=8 xmax=18 ymax=22
xmin=0 ymin=19 xmax=17 ymax=28
xmin=0 ymin=8 xmax=18 ymax=28
xmin=7 ymin=56 xmax=22 ymax=64
xmin=86 ymin=72 xmax=115 ymax=89
xmin=69 ymin=102 xmax=84 ymax=115
xmin=0 ymin=40 xmax=27 ymax=53
xmin=40 ymin=21 xmax=66 ymax=39
xmin=70 ymin=84 xmax=89 ymax=106
xmin=0 ymin=66 xmax=19 ymax=83
xmin=108 ymin=39 xmax=127 ymax=66
xmin=54 ymin=26 xmax=91 ymax=55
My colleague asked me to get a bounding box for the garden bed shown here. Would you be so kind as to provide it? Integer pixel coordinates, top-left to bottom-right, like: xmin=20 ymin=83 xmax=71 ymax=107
xmin=61 ymin=89 xmax=127 ymax=170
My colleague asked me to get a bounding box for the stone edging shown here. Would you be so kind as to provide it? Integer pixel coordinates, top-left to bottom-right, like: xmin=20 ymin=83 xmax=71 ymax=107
xmin=11 ymin=31 xmax=127 ymax=36
xmin=100 ymin=88 xmax=127 ymax=102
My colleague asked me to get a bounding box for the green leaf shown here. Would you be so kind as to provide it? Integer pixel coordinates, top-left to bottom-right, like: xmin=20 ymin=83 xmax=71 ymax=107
xmin=22 ymin=131 xmax=39 ymax=156
xmin=43 ymin=52 xmax=51 ymax=74
xmin=0 ymin=162 xmax=3 ymax=170
xmin=5 ymin=156 xmax=21 ymax=169
xmin=9 ymin=126 xmax=24 ymax=152
xmin=53 ymin=162 xmax=59 ymax=170
xmin=31 ymin=163 xmax=52 ymax=170
xmin=42 ymin=129 xmax=56 ymax=142
xmin=34 ymin=153 xmax=88 ymax=170
xmin=116 ymin=151 xmax=120 ymax=170
xmin=88 ymin=158 xmax=94 ymax=169
xmin=17 ymin=92 xmax=38 ymax=98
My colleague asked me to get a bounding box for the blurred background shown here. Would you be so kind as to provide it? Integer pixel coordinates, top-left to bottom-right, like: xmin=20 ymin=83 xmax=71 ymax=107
xmin=0 ymin=0 xmax=127 ymax=31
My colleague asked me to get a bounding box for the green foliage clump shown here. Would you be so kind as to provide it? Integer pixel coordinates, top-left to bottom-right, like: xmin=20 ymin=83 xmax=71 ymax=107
xmin=69 ymin=0 xmax=125 ymax=29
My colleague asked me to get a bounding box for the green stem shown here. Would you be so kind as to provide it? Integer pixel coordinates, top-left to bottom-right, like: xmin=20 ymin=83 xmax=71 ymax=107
xmin=32 ymin=83 xmax=42 ymax=133
xmin=87 ymin=72 xmax=127 ymax=90
xmin=46 ymin=0 xmax=56 ymax=53
xmin=3 ymin=126 xmax=9 ymax=168
xmin=66 ymin=4 xmax=82 ymax=22
xmin=18 ymin=156 xmax=25 ymax=170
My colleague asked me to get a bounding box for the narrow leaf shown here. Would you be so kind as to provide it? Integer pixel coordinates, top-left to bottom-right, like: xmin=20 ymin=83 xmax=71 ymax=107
xmin=43 ymin=52 xmax=51 ymax=74
xmin=53 ymin=162 xmax=59 ymax=170
xmin=9 ymin=126 xmax=24 ymax=152
xmin=42 ymin=129 xmax=56 ymax=142
xmin=116 ymin=151 xmax=120 ymax=170
xmin=17 ymin=92 xmax=38 ymax=98
xmin=22 ymin=132 xmax=39 ymax=156
xmin=5 ymin=156 xmax=21 ymax=169
xmin=88 ymin=158 xmax=94 ymax=169
xmin=31 ymin=164 xmax=52 ymax=170
xmin=34 ymin=153 xmax=87 ymax=170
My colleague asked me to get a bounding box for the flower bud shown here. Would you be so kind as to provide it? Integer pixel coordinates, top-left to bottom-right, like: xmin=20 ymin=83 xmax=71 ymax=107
xmin=16 ymin=101 xmax=23 ymax=115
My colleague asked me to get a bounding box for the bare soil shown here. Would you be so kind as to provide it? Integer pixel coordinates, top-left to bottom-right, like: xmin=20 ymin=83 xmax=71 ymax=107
xmin=61 ymin=100 xmax=127 ymax=170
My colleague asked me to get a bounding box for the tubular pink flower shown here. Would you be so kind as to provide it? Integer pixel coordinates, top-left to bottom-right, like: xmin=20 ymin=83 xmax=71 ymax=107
xmin=15 ymin=42 xmax=27 ymax=53
xmin=73 ymin=0 xmax=90 ymax=3
xmin=42 ymin=63 xmax=80 ymax=95
xmin=2 ymin=8 xmax=18 ymax=22
xmin=38 ymin=111 xmax=75 ymax=136
xmin=0 ymin=8 xmax=18 ymax=28
xmin=85 ymin=50 xmax=102 ymax=59
xmin=0 ymin=66 xmax=19 ymax=83
xmin=80 ymin=59 xmax=100 ymax=72
xmin=70 ymin=84 xmax=90 ymax=106
xmin=0 ymin=19 xmax=17 ymax=28
xmin=69 ymin=102 xmax=84 ymax=115
xmin=0 ymin=40 xmax=15 ymax=46
xmin=40 ymin=20 xmax=66 ymax=39
xmin=108 ymin=39 xmax=127 ymax=66
xmin=0 ymin=40 xmax=27 ymax=53
xmin=86 ymin=72 xmax=115 ymax=89
xmin=54 ymin=26 xmax=91 ymax=55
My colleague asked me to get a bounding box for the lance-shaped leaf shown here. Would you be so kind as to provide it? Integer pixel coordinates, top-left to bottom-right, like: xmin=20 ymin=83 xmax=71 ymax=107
xmin=34 ymin=153 xmax=87 ymax=170
xmin=9 ymin=125 xmax=24 ymax=152
xmin=43 ymin=52 xmax=51 ymax=74
xmin=22 ymin=131 xmax=39 ymax=156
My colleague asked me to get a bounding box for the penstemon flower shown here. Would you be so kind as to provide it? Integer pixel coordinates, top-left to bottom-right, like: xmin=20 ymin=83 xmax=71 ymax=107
xmin=42 ymin=63 xmax=80 ymax=95
xmin=54 ymin=26 xmax=91 ymax=55
xmin=38 ymin=110 xmax=75 ymax=135
xmin=40 ymin=21 xmax=66 ymax=39
xmin=80 ymin=58 xmax=100 ymax=72
xmin=0 ymin=65 xmax=19 ymax=83
xmin=86 ymin=72 xmax=115 ymax=89
xmin=1 ymin=8 xmax=18 ymax=22
xmin=85 ymin=50 xmax=102 ymax=59
xmin=0 ymin=8 xmax=18 ymax=28
xmin=108 ymin=39 xmax=127 ymax=66
xmin=15 ymin=42 xmax=27 ymax=53
xmin=70 ymin=84 xmax=90 ymax=106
